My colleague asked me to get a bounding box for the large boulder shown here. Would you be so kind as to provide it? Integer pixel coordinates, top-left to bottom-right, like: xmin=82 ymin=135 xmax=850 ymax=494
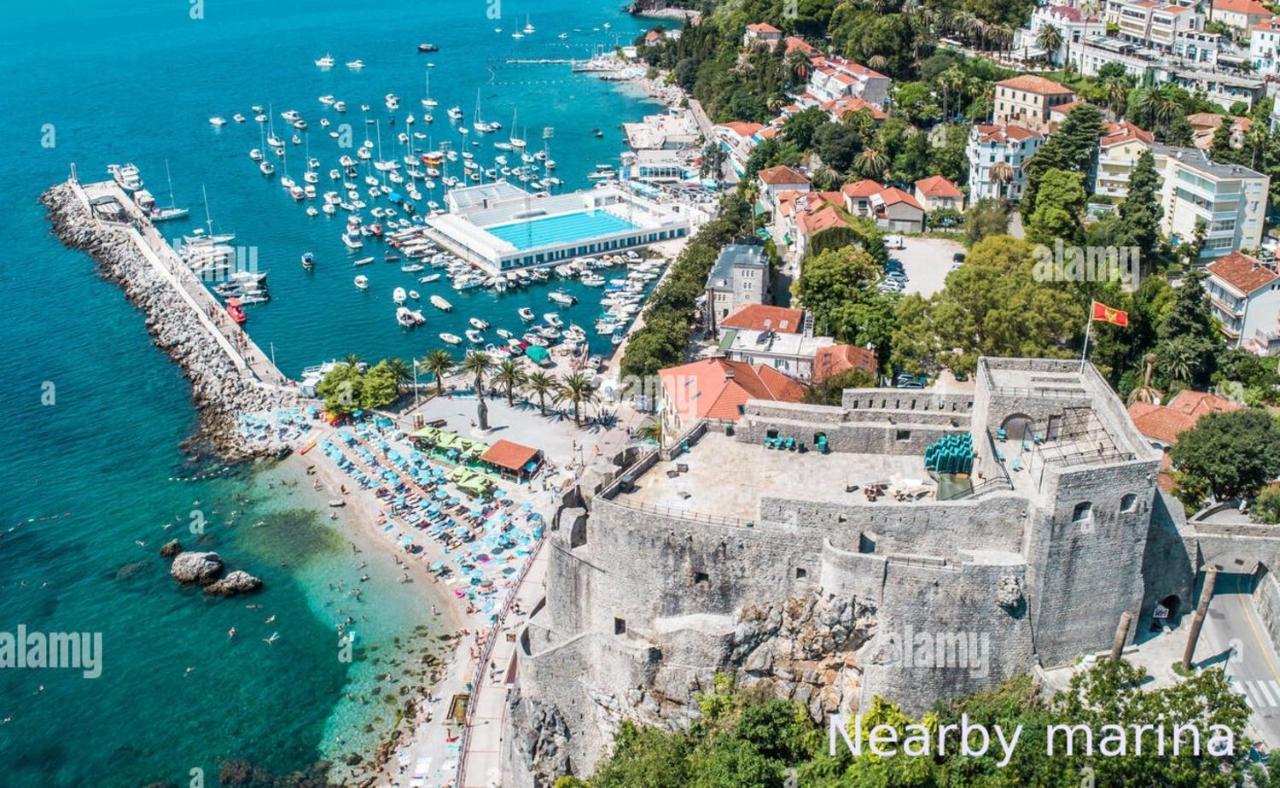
xmin=204 ymin=570 xmax=263 ymax=597
xmin=170 ymin=551 xmax=224 ymax=585
xmin=159 ymin=539 xmax=183 ymax=558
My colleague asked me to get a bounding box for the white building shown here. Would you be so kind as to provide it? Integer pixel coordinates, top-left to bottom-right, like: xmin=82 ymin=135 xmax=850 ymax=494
xmin=1096 ymin=121 xmax=1155 ymax=199
xmin=1204 ymin=250 xmax=1280 ymax=354
xmin=1015 ymin=5 xmax=1105 ymax=65
xmin=1250 ymin=16 xmax=1280 ymax=76
xmin=1212 ymin=0 xmax=1273 ymax=33
xmin=713 ymin=121 xmax=765 ymax=179
xmin=1104 ymin=0 xmax=1202 ymax=50
xmin=966 ymin=123 xmax=1045 ymax=201
xmin=1151 ymin=145 xmax=1269 ymax=258
xmin=743 ymin=22 xmax=782 ymax=50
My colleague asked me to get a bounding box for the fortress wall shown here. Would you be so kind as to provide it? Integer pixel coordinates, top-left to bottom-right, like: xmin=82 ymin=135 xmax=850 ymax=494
xmin=861 ymin=559 xmax=1034 ymax=713
xmin=820 ymin=539 xmax=888 ymax=600
xmin=1253 ymin=570 xmax=1280 ymax=653
xmin=571 ymin=498 xmax=823 ymax=637
xmin=1138 ymin=490 xmax=1195 ymax=622
xmin=761 ymin=494 xmax=1027 ymax=558
xmin=735 ymin=418 xmax=961 ymax=454
xmin=1026 ymin=458 xmax=1160 ymax=666
xmin=840 ymin=388 xmax=975 ymax=413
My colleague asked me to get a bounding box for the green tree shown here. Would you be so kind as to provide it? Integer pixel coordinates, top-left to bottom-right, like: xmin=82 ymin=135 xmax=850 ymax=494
xmin=1116 ymin=149 xmax=1163 ymax=269
xmin=804 ymin=367 xmax=878 ymax=405
xmin=792 ymin=246 xmax=882 ymax=336
xmin=558 ymin=372 xmax=598 ymax=427
xmin=964 ymin=198 xmax=1009 ymax=243
xmin=522 ymin=370 xmax=557 ymax=416
xmin=316 ymin=362 xmax=364 ymax=417
xmin=1154 ymin=269 xmax=1219 ymax=390
xmin=360 ymin=360 xmax=402 ymax=409
xmin=1171 ymin=408 xmax=1280 ymax=506
xmin=493 ymin=359 xmax=526 ymax=406
xmin=460 ymin=351 xmax=495 ymax=396
xmin=1025 ymin=168 xmax=1086 ymax=246
xmin=1251 ymin=486 xmax=1280 ymax=524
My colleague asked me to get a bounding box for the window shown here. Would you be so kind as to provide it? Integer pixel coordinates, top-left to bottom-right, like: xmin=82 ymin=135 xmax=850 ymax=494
xmin=693 ymin=570 xmax=709 ymax=585
xmin=614 ymin=618 xmax=627 ymax=635
xmin=1072 ymin=502 xmax=1092 ymax=524
xmin=1120 ymin=493 xmax=1138 ymax=513
xmin=795 ymin=567 xmax=808 ymax=579
xmin=896 ymin=429 xmax=911 ymax=442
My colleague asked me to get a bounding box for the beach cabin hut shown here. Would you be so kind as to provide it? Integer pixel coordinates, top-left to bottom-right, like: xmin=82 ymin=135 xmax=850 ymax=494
xmin=480 ymin=439 xmax=543 ymax=481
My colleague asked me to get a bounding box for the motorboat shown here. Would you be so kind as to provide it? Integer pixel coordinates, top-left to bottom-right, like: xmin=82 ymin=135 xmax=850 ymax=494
xmin=233 ymin=113 xmax=246 ymax=123
xmin=315 ymin=53 xmax=335 ymax=68
xmin=301 ymin=252 xmax=315 ymax=270
xmin=352 ymin=256 xmax=375 ymax=267
xmin=346 ymin=59 xmax=364 ymax=70
xmin=469 ymin=317 xmax=489 ymax=330
xmin=465 ymin=329 xmax=484 ymax=343
xmin=543 ymin=313 xmax=563 ymax=327
xmin=393 ymin=287 xmax=407 ymax=304
xmin=548 ymin=290 xmax=576 ymax=306
xmin=518 ymin=307 xmax=535 ymax=321
xmin=259 ymin=161 xmax=276 ymax=177
xmin=417 ymin=42 xmax=439 ymax=53
xmin=408 ymin=290 xmax=420 ymax=300
xmin=343 ymin=233 xmax=364 ymax=251
xmin=418 ymin=273 xmax=441 ymax=283
xmin=225 ymin=298 xmax=247 ymax=324
xmin=496 ymin=328 xmax=513 ymax=339
xmin=439 ymin=333 xmax=462 ymax=345
xmin=108 ymin=163 xmax=143 ymax=191
xmin=397 ymin=306 xmax=425 ymax=327
xmin=430 ymin=294 xmax=453 ymax=312
xmin=209 ymin=116 xmax=227 ymax=127
xmin=354 ymin=275 xmax=369 ymax=290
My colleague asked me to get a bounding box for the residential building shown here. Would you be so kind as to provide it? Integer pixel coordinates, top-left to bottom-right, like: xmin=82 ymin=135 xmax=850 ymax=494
xmin=718 ymin=304 xmax=806 ymax=336
xmin=720 ymin=330 xmax=837 ymax=381
xmin=1187 ymin=113 xmax=1251 ymax=151
xmin=1066 ymin=35 xmax=1235 ymax=96
xmin=870 ymin=187 xmax=925 ymax=232
xmin=992 ymin=75 xmax=1076 ymax=133
xmin=1250 ymin=16 xmax=1280 ymax=75
xmin=1212 ymin=0 xmax=1273 ymax=32
xmin=713 ymin=121 xmax=764 ymax=178
xmin=1204 ymin=250 xmax=1280 ymax=353
xmin=841 ymin=179 xmax=882 ymax=217
xmin=806 ymin=55 xmax=891 ymax=106
xmin=657 ymin=357 xmax=806 ymax=434
xmin=1015 ymin=5 xmax=1105 ymax=65
xmin=1096 ymin=120 xmax=1154 ymax=199
xmin=967 ymin=123 xmax=1045 ymax=201
xmin=1151 ymin=145 xmax=1269 ymax=258
xmin=757 ymin=165 xmax=811 ymax=210
xmin=1128 ymin=389 xmax=1243 ymax=489
xmin=704 ymin=243 xmax=771 ymax=332
xmin=812 ymin=344 xmax=878 ymax=383
xmin=914 ymin=175 xmax=965 ymax=213
xmin=1104 ymin=0 xmax=1202 ymax=50
xmin=775 ymin=190 xmax=848 ymax=261
xmin=743 ymin=22 xmax=782 ymax=50
xmin=822 ymin=96 xmax=888 ymax=122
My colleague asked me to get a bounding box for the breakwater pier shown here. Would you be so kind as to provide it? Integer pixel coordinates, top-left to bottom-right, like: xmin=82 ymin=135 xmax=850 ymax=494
xmin=42 ymin=172 xmax=296 ymax=458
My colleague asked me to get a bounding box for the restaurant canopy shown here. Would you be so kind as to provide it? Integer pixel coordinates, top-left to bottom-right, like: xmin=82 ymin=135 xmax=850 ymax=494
xmin=480 ymin=439 xmax=542 ymax=476
xmin=524 ymin=345 xmax=551 ymax=366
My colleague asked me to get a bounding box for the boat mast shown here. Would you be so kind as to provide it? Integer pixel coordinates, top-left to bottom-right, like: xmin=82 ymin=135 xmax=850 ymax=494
xmin=201 ymin=184 xmax=213 ymax=236
xmin=165 ymin=159 xmax=177 ymax=209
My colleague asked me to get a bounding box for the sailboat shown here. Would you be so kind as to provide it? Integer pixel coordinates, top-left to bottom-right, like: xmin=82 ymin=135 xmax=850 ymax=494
xmin=523 ymin=16 xmax=535 ymax=34
xmin=151 ymin=160 xmax=190 ymax=222
xmin=421 ymin=70 xmax=438 ymax=109
xmin=472 ymin=89 xmax=494 ymax=133
xmin=508 ymin=109 xmax=525 ymax=150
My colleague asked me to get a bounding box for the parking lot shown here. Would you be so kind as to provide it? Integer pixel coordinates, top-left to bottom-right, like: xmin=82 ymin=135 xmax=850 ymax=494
xmin=882 ymin=236 xmax=964 ymax=298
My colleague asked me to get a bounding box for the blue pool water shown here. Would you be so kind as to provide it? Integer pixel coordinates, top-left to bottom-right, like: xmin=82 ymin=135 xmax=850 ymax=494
xmin=487 ymin=210 xmax=639 ymax=251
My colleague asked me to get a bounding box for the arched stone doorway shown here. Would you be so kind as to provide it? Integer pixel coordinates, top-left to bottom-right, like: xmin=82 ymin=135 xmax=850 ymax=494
xmin=1000 ymin=413 xmax=1034 ymax=441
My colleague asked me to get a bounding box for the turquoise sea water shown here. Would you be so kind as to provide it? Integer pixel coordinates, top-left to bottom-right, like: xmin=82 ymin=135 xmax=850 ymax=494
xmin=0 ymin=1 xmax=659 ymax=784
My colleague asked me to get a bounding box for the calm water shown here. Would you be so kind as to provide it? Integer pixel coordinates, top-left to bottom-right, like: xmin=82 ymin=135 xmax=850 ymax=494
xmin=0 ymin=1 xmax=658 ymax=784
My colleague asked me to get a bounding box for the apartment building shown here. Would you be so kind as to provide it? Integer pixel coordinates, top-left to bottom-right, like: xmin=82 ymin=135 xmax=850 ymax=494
xmin=1096 ymin=121 xmax=1155 ymax=198
xmin=1151 ymin=145 xmax=1269 ymax=258
xmin=704 ymin=243 xmax=771 ymax=332
xmin=1212 ymin=0 xmax=1273 ymax=32
xmin=1016 ymin=5 xmax=1105 ymax=65
xmin=1204 ymin=250 xmax=1280 ymax=354
xmin=1250 ymin=16 xmax=1280 ymax=76
xmin=806 ymin=55 xmax=891 ymax=106
xmin=1104 ymin=0 xmax=1202 ymax=50
xmin=713 ymin=121 xmax=764 ymax=178
xmin=966 ymin=123 xmax=1045 ymax=201
xmin=992 ymin=75 xmax=1077 ymax=133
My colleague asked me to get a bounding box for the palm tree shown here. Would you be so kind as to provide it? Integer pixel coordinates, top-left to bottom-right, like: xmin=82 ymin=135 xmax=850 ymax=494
xmin=1036 ymin=24 xmax=1063 ymax=65
xmin=461 ymin=351 xmax=495 ymax=430
xmin=854 ymin=148 xmax=890 ymax=180
xmin=1102 ymin=78 xmax=1130 ymax=120
xmin=1127 ymin=353 xmax=1163 ymax=405
xmin=990 ymin=161 xmax=1016 ymax=202
xmin=636 ymin=418 xmax=665 ymax=446
xmin=420 ymin=349 xmax=454 ymax=397
xmin=493 ymin=359 xmax=526 ymax=406
xmin=342 ymin=353 xmax=362 ymax=369
xmin=385 ymin=358 xmax=413 ymax=393
xmin=523 ymin=370 xmax=556 ymax=416
xmin=937 ymin=66 xmax=966 ymax=120
xmin=867 ymin=55 xmax=889 ymax=74
xmin=557 ymin=372 xmax=598 ymax=427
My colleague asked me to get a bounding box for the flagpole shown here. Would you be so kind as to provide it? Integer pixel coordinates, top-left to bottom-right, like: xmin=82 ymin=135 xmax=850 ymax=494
xmin=1080 ymin=302 xmax=1094 ymax=374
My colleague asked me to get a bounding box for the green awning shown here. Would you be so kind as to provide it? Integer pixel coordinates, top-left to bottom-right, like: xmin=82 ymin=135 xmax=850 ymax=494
xmin=526 ymin=345 xmax=550 ymax=364
xmin=717 ymin=329 xmax=738 ymax=352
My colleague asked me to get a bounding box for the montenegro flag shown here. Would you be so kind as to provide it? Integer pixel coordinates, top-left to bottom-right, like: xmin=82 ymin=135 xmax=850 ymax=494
xmin=1091 ymin=301 xmax=1129 ymax=327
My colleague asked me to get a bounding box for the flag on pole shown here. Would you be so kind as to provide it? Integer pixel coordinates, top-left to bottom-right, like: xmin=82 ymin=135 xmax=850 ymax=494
xmin=1090 ymin=301 xmax=1129 ymax=327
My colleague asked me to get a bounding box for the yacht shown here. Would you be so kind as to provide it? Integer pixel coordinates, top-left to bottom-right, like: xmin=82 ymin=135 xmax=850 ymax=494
xmin=523 ymin=16 xmax=535 ymax=34
xmin=315 ymin=53 xmax=335 ymax=68
xmin=397 ymin=306 xmax=425 ymax=327
xmin=209 ymin=116 xmax=227 ymax=127
xmin=548 ymin=290 xmax=576 ymax=306
xmin=342 ymin=233 xmax=364 ymax=251
xmin=346 ymin=59 xmax=364 ymax=70
xmin=108 ymin=163 xmax=143 ymax=191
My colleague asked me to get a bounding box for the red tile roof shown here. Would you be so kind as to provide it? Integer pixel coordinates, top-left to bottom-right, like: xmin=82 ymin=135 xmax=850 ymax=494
xmin=996 ymin=75 xmax=1075 ymax=96
xmin=758 ymin=165 xmax=810 ymax=186
xmin=813 ymin=345 xmax=878 ymax=382
xmin=841 ymin=179 xmax=883 ymax=199
xmin=914 ymin=175 xmax=963 ymax=199
xmin=823 ymin=96 xmax=887 ymax=120
xmin=1129 ymin=392 xmax=1243 ymax=446
xmin=972 ymin=123 xmax=1042 ymax=143
xmin=660 ymin=358 xmax=807 ymax=422
xmin=480 ymin=439 xmax=541 ymax=472
xmin=1100 ymin=120 xmax=1154 ymax=147
xmin=1207 ymin=250 xmax=1280 ymax=296
xmin=1167 ymin=390 xmax=1243 ymax=418
xmin=874 ymin=186 xmax=923 ymax=210
xmin=720 ymin=121 xmax=764 ymax=138
xmin=1214 ymin=0 xmax=1271 ymax=16
xmin=720 ymin=304 xmax=806 ymax=333
xmin=784 ymin=36 xmax=818 ymax=56
xmin=746 ymin=22 xmax=782 ymax=33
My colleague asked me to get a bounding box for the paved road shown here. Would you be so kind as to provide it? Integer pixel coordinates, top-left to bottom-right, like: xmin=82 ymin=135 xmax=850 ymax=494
xmin=1199 ymin=572 xmax=1280 ymax=748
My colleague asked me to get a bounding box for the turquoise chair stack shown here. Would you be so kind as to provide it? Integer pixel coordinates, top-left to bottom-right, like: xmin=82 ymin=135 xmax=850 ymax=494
xmin=924 ymin=433 xmax=974 ymax=475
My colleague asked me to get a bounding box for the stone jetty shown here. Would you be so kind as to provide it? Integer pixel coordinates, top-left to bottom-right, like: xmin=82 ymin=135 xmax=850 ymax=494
xmin=41 ymin=180 xmax=295 ymax=459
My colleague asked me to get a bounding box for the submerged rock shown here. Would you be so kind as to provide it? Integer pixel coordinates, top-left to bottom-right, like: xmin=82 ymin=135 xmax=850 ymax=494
xmin=204 ymin=570 xmax=263 ymax=597
xmin=159 ymin=539 xmax=183 ymax=558
xmin=170 ymin=551 xmax=224 ymax=584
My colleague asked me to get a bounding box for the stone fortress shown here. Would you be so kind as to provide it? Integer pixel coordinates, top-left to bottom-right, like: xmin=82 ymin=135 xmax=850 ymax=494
xmin=502 ymin=357 xmax=1207 ymax=785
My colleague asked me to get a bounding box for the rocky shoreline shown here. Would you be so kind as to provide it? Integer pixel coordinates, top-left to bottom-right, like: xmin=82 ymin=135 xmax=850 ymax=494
xmin=40 ymin=182 xmax=295 ymax=460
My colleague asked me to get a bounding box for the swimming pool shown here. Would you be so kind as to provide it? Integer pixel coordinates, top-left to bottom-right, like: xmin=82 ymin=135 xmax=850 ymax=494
xmin=485 ymin=210 xmax=639 ymax=251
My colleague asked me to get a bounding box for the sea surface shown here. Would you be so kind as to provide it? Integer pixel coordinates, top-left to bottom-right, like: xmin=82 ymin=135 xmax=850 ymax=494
xmin=0 ymin=1 xmax=660 ymax=784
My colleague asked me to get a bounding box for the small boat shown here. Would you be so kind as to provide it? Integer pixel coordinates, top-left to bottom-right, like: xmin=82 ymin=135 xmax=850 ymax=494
xmin=301 ymin=252 xmax=315 ymax=270
xmin=543 ymin=313 xmax=563 ymax=327
xmin=430 ymin=294 xmax=453 ymax=312
xmin=353 ymin=256 xmax=376 ymax=266
xmin=417 ymin=42 xmax=439 ymax=53
xmin=233 ymin=113 xmax=246 ymax=123
xmin=328 ymin=499 xmax=346 ymax=507
xmin=346 ymin=59 xmax=364 ymax=70
xmin=209 ymin=116 xmax=227 ymax=127
xmin=518 ymin=307 xmax=535 ymax=321
xmin=466 ymin=329 xmax=484 ymax=343
xmin=408 ymin=289 xmax=420 ymax=300
xmin=548 ymin=290 xmax=576 ymax=306
xmin=496 ymin=328 xmax=513 ymax=339
xmin=393 ymin=287 xmax=407 ymax=304
xmin=439 ymin=332 xmax=462 ymax=345
xmin=469 ymin=317 xmax=489 ymax=330
xmin=354 ymin=275 xmax=369 ymax=290
xmin=226 ymin=298 xmax=247 ymax=324
xmin=418 ymin=273 xmax=441 ymax=283
xmin=343 ymin=234 xmax=364 ymax=251
xmin=259 ymin=161 xmax=275 ymax=177
xmin=315 ymin=53 xmax=335 ymax=68
xmin=400 ymin=263 xmax=425 ymax=273
xmin=397 ymin=306 xmax=425 ymax=328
